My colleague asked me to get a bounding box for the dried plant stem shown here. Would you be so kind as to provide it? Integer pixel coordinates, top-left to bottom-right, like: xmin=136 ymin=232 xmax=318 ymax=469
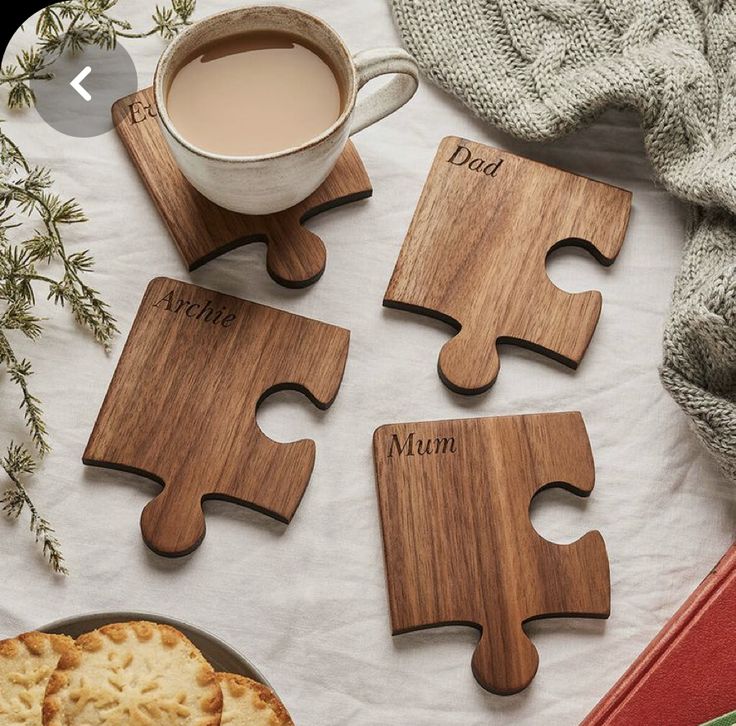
xmin=1 ymin=444 xmax=67 ymax=575
xmin=1 ymin=0 xmax=196 ymax=109
xmin=1 ymin=125 xmax=117 ymax=573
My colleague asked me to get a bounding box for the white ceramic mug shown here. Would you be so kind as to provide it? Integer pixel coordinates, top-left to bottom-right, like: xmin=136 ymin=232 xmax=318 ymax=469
xmin=154 ymin=5 xmax=419 ymax=215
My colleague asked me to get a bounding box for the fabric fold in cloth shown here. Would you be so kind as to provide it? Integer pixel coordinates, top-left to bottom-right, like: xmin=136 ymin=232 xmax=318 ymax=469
xmin=391 ymin=0 xmax=736 ymax=480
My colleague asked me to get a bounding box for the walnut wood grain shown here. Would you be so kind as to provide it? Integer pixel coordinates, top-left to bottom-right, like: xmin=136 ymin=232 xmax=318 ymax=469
xmin=373 ymin=412 xmax=610 ymax=695
xmin=112 ymin=87 xmax=373 ymax=287
xmin=384 ymin=136 xmax=631 ymax=394
xmin=83 ymin=277 xmax=350 ymax=557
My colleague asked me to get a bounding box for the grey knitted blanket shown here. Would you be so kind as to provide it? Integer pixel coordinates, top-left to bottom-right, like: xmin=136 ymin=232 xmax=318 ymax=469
xmin=392 ymin=0 xmax=736 ymax=480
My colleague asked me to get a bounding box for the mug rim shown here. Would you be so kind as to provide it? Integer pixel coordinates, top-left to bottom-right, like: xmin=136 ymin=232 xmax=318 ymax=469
xmin=153 ymin=4 xmax=358 ymax=164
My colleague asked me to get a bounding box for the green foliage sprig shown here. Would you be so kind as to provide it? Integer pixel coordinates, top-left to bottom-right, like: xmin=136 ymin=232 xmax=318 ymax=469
xmin=2 ymin=0 xmax=196 ymax=109
xmin=0 ymin=126 xmax=118 ymax=573
xmin=2 ymin=443 xmax=66 ymax=575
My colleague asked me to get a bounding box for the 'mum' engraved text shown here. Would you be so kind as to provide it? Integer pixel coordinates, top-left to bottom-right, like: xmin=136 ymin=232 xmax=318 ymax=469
xmin=153 ymin=289 xmax=237 ymax=328
xmin=388 ymin=432 xmax=457 ymax=458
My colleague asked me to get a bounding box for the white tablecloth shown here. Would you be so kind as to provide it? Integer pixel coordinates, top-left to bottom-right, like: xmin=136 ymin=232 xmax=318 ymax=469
xmin=2 ymin=2 xmax=734 ymax=724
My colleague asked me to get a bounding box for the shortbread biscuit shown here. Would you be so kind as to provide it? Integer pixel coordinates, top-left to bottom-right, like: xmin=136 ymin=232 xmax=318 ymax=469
xmin=218 ymin=673 xmax=293 ymax=726
xmin=0 ymin=631 xmax=74 ymax=725
xmin=42 ymin=621 xmax=222 ymax=725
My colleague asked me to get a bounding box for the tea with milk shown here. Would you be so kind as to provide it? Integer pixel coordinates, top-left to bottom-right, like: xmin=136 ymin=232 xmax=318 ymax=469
xmin=166 ymin=31 xmax=343 ymax=156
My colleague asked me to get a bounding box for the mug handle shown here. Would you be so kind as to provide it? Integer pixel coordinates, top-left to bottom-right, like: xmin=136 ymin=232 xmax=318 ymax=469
xmin=350 ymin=48 xmax=419 ymax=135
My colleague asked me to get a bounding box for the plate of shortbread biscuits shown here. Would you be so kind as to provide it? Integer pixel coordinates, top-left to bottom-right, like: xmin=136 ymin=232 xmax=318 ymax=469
xmin=0 ymin=612 xmax=294 ymax=725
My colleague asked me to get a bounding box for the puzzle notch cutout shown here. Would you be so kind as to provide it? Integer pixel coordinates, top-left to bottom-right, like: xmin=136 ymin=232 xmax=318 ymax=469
xmin=83 ymin=277 xmax=350 ymax=557
xmin=113 ymin=87 xmax=373 ymax=287
xmin=384 ymin=136 xmax=632 ymax=394
xmin=373 ymin=412 xmax=610 ymax=695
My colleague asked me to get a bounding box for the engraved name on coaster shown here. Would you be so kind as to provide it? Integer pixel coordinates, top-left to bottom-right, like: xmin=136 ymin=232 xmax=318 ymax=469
xmin=384 ymin=135 xmax=631 ymax=394
xmin=446 ymin=142 xmax=504 ymax=176
xmin=113 ymin=87 xmax=373 ymax=286
xmin=385 ymin=431 xmax=458 ymax=458
xmin=373 ymin=412 xmax=610 ymax=695
xmin=152 ymin=287 xmax=237 ymax=328
xmin=84 ymin=276 xmax=351 ymax=557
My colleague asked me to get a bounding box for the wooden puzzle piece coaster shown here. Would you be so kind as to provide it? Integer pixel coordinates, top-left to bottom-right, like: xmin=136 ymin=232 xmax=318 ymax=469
xmin=373 ymin=412 xmax=610 ymax=695
xmin=83 ymin=277 xmax=350 ymax=557
xmin=113 ymin=87 xmax=373 ymax=287
xmin=384 ymin=136 xmax=632 ymax=394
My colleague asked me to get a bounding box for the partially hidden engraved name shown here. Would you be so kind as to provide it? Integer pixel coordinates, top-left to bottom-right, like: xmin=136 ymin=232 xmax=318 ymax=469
xmin=388 ymin=432 xmax=457 ymax=458
xmin=153 ymin=289 xmax=236 ymax=328
xmin=447 ymin=144 xmax=503 ymax=177
xmin=129 ymin=99 xmax=158 ymax=125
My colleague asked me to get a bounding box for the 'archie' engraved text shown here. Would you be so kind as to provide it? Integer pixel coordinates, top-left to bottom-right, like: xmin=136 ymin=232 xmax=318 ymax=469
xmin=388 ymin=432 xmax=457 ymax=458
xmin=447 ymin=144 xmax=503 ymax=177
xmin=153 ymin=289 xmax=236 ymax=328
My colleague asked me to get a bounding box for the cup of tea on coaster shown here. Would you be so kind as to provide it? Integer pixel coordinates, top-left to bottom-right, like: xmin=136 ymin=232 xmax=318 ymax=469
xmin=153 ymin=5 xmax=419 ymax=215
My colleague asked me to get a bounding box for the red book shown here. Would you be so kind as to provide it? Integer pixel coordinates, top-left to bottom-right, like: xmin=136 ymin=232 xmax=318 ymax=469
xmin=582 ymin=544 xmax=736 ymax=726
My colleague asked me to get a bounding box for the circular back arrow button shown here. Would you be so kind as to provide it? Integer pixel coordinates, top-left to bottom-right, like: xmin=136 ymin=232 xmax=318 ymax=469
xmin=70 ymin=66 xmax=93 ymax=102
xmin=32 ymin=35 xmax=138 ymax=138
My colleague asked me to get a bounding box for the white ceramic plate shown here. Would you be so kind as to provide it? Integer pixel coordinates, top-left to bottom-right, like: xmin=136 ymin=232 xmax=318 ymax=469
xmin=40 ymin=611 xmax=271 ymax=687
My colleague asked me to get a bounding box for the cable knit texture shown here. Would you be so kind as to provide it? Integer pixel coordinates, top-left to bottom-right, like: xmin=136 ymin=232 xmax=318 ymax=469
xmin=392 ymin=0 xmax=736 ymax=480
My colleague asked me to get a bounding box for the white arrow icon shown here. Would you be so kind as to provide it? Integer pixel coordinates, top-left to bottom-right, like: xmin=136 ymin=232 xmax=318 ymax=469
xmin=70 ymin=66 xmax=92 ymax=102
